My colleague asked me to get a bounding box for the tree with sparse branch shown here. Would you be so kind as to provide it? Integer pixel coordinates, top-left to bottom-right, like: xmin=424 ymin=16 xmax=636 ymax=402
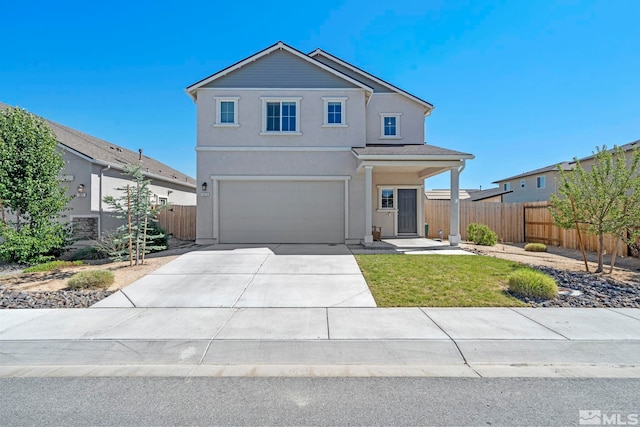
xmin=0 ymin=107 xmax=71 ymax=264
xmin=550 ymin=145 xmax=640 ymax=273
xmin=102 ymin=164 xmax=166 ymax=265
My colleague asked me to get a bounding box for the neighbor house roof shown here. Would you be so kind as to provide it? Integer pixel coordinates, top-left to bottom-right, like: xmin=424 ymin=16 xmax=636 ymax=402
xmin=493 ymin=140 xmax=639 ymax=184
xmin=0 ymin=102 xmax=196 ymax=188
xmin=469 ymin=187 xmax=513 ymax=201
xmin=353 ymin=144 xmax=474 ymax=160
xmin=425 ymin=187 xmax=512 ymax=201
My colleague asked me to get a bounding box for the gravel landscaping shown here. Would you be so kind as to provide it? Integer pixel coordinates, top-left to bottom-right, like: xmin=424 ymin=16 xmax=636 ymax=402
xmin=515 ymin=266 xmax=640 ymax=308
xmin=0 ymin=286 xmax=114 ymax=309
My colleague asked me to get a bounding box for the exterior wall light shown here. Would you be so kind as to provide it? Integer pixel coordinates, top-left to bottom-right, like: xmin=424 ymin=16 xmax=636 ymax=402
xmin=201 ymin=182 xmax=208 ymax=191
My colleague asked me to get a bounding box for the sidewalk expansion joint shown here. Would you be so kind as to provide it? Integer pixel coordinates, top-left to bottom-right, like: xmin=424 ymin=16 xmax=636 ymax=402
xmin=418 ymin=308 xmax=482 ymax=377
xmin=508 ymin=308 xmax=571 ymax=340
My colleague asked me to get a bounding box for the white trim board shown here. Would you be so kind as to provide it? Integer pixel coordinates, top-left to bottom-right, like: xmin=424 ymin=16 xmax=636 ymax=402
xmin=196 ymin=146 xmax=353 ymax=152
xmin=209 ymin=175 xmax=351 ymax=181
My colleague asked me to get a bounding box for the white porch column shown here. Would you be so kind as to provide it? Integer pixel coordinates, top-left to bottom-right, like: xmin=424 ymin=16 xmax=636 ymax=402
xmin=364 ymin=166 xmax=373 ymax=245
xmin=449 ymin=166 xmax=461 ymax=246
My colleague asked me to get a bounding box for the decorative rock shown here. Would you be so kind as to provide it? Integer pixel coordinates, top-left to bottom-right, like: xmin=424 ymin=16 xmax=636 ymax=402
xmin=513 ymin=266 xmax=640 ymax=308
xmin=0 ymin=286 xmax=113 ymax=309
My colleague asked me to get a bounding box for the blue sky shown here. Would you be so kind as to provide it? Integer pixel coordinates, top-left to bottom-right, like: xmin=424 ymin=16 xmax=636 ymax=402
xmin=2 ymin=0 xmax=638 ymax=190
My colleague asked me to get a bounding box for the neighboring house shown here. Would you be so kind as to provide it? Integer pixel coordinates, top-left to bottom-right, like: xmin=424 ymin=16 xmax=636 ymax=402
xmin=0 ymin=102 xmax=197 ymax=240
xmin=186 ymin=42 xmax=474 ymax=246
xmin=425 ymin=187 xmax=511 ymax=202
xmin=493 ymin=140 xmax=639 ymax=203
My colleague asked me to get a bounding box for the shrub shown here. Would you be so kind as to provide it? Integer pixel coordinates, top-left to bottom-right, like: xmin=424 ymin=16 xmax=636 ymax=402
xmin=67 ymin=270 xmax=114 ymax=289
xmin=524 ymin=243 xmax=547 ymax=252
xmin=145 ymin=221 xmax=168 ymax=252
xmin=466 ymin=223 xmax=498 ymax=246
xmin=92 ymin=230 xmax=129 ymax=262
xmin=70 ymin=246 xmax=108 ymax=261
xmin=508 ymin=270 xmax=558 ymax=300
xmin=23 ymin=260 xmax=83 ymax=273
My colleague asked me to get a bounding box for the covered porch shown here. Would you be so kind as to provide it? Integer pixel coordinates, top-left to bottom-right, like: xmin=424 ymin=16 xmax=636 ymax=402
xmin=352 ymin=145 xmax=474 ymax=246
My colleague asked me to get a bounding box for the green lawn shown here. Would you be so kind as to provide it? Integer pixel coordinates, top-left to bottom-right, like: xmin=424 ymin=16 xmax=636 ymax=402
xmin=354 ymin=254 xmax=530 ymax=307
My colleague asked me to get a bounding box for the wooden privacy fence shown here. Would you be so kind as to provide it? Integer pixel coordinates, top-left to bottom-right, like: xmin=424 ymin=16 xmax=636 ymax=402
xmin=424 ymin=200 xmax=524 ymax=242
xmin=523 ymin=201 xmax=628 ymax=256
xmin=157 ymin=205 xmax=196 ymax=240
xmin=424 ymin=200 xmax=630 ymax=256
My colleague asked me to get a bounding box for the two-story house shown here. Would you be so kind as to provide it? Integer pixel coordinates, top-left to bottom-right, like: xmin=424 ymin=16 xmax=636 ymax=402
xmin=493 ymin=140 xmax=639 ymax=203
xmin=0 ymin=101 xmax=196 ymax=240
xmin=186 ymin=42 xmax=473 ymax=246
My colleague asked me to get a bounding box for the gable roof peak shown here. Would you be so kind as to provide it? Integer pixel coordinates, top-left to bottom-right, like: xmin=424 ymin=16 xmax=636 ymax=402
xmin=185 ymin=42 xmax=374 ymax=100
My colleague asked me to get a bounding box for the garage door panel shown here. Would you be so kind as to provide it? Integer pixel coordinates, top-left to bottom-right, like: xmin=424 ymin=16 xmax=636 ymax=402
xmin=219 ymin=181 xmax=344 ymax=244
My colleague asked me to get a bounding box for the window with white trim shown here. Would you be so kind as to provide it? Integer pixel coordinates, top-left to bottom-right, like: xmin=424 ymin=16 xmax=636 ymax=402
xmin=379 ymin=188 xmax=394 ymax=209
xmin=322 ymin=97 xmax=347 ymax=126
xmin=261 ymin=98 xmax=301 ymax=134
xmin=504 ymin=182 xmax=511 ymax=191
xmin=520 ymin=179 xmax=526 ymax=188
xmin=380 ymin=113 xmax=401 ymax=138
xmin=214 ymin=97 xmax=239 ymax=126
xmin=536 ymin=176 xmax=545 ymax=189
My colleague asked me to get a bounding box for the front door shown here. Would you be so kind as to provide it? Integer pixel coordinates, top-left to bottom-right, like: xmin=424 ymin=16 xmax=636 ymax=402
xmin=397 ymin=189 xmax=417 ymax=233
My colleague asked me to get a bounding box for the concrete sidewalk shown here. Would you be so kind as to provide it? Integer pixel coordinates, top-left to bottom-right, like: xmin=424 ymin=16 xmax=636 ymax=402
xmin=1 ymin=307 xmax=639 ymax=378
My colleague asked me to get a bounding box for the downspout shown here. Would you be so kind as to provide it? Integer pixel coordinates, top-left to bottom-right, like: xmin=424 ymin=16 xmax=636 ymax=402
xmin=98 ymin=164 xmax=111 ymax=237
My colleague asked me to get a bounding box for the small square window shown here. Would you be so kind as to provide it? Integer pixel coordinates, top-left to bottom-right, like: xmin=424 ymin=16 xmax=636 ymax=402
xmin=214 ymin=97 xmax=239 ymax=126
xmin=323 ymin=98 xmax=347 ymax=126
xmin=537 ymin=176 xmax=545 ymax=189
xmin=328 ymin=102 xmax=342 ymax=124
xmin=384 ymin=117 xmax=396 ymax=136
xmin=380 ymin=113 xmax=401 ymax=138
xmin=220 ymin=101 xmax=234 ymax=124
xmin=380 ymin=188 xmax=394 ymax=209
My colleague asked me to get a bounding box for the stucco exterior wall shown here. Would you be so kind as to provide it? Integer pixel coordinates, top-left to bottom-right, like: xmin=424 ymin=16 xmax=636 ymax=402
xmin=196 ymin=150 xmax=366 ymax=243
xmin=365 ymin=93 xmax=425 ymax=145
xmin=196 ymin=89 xmax=367 ymax=148
xmin=371 ymin=172 xmax=425 ymax=238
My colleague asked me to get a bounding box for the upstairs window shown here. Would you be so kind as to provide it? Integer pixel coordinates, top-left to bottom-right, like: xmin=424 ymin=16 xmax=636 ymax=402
xmin=537 ymin=176 xmax=546 ymax=189
xmin=220 ymin=101 xmax=235 ymax=124
xmin=214 ymin=97 xmax=239 ymax=126
xmin=504 ymin=182 xmax=511 ymax=191
xmin=323 ymin=97 xmax=347 ymax=126
xmin=520 ymin=179 xmax=526 ymax=188
xmin=380 ymin=113 xmax=401 ymax=138
xmin=261 ymin=98 xmax=301 ymax=134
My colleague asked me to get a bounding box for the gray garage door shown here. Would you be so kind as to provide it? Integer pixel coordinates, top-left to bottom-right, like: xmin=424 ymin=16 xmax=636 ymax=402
xmin=219 ymin=181 xmax=345 ymax=243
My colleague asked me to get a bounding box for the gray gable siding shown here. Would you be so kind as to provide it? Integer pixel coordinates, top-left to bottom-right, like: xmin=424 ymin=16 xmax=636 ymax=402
xmin=312 ymin=55 xmax=392 ymax=93
xmin=203 ymin=50 xmax=358 ymax=89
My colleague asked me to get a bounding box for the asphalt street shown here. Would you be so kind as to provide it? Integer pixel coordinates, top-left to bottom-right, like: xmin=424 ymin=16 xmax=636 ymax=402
xmin=2 ymin=377 xmax=639 ymax=426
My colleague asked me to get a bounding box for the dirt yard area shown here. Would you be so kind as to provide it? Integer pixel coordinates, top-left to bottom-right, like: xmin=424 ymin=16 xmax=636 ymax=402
xmin=461 ymin=242 xmax=640 ymax=285
xmin=0 ymin=239 xmax=199 ymax=293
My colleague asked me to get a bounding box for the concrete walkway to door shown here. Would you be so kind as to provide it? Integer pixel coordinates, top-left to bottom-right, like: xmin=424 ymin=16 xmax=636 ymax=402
xmin=94 ymin=244 xmax=376 ymax=308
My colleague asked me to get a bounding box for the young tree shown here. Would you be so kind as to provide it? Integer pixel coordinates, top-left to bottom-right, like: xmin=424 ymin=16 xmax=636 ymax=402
xmin=102 ymin=164 xmax=166 ymax=265
xmin=0 ymin=107 xmax=71 ymax=264
xmin=550 ymin=145 xmax=640 ymax=273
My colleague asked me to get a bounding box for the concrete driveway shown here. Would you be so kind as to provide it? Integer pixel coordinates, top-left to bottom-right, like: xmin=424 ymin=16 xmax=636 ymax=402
xmin=94 ymin=244 xmax=376 ymax=308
